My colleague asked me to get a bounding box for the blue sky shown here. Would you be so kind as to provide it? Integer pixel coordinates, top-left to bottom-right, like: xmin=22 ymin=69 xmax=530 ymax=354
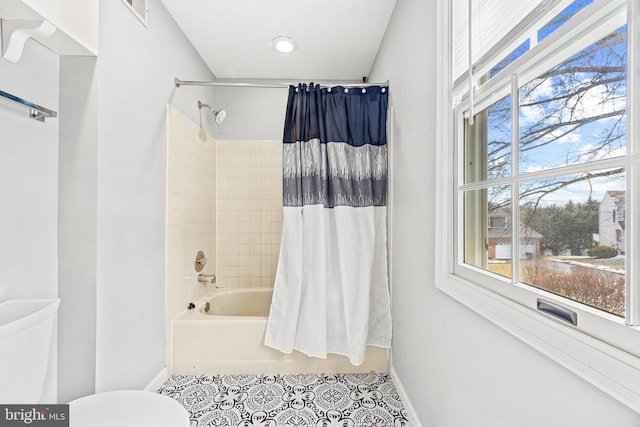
xmin=484 ymin=19 xmax=627 ymax=207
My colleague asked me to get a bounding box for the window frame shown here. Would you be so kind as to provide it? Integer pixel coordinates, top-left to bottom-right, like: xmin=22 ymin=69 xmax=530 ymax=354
xmin=435 ymin=0 xmax=640 ymax=413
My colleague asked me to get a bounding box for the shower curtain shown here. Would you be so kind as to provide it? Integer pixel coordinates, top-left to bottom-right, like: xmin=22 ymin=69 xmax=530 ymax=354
xmin=265 ymin=83 xmax=392 ymax=365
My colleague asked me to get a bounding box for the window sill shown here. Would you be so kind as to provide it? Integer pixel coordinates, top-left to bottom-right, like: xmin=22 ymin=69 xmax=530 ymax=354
xmin=435 ymin=272 xmax=640 ymax=414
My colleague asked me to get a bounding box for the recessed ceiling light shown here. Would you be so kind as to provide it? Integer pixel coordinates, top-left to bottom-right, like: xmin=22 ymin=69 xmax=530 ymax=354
xmin=272 ymin=36 xmax=297 ymax=54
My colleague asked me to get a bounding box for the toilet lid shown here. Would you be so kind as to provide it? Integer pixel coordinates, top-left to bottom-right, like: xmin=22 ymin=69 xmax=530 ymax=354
xmin=69 ymin=390 xmax=189 ymax=427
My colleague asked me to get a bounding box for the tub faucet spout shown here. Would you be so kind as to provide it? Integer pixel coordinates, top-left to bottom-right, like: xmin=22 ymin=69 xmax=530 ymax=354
xmin=198 ymin=274 xmax=216 ymax=284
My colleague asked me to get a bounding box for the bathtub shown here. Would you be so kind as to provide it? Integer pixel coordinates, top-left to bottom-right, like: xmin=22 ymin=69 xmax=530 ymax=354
xmin=171 ymin=287 xmax=389 ymax=375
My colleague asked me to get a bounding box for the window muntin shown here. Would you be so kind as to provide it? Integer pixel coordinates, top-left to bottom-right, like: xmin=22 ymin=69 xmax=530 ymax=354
xmin=488 ymin=40 xmax=530 ymax=80
xmin=456 ymin=1 xmax=631 ymax=322
xmin=465 ymin=95 xmax=512 ymax=183
xmin=538 ymin=0 xmax=595 ymax=43
xmin=460 ymin=1 xmax=598 ymax=91
xmin=463 ymin=186 xmax=513 ymax=279
xmin=451 ymin=0 xmax=544 ymax=82
xmin=519 ymin=169 xmax=626 ymax=316
xmin=519 ymin=26 xmax=627 ymax=173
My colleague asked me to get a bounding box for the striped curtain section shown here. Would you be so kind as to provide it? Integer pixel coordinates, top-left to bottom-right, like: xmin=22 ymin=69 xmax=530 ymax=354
xmin=265 ymin=83 xmax=392 ymax=365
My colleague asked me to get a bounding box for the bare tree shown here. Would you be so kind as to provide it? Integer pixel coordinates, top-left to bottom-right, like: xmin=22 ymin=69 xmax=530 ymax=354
xmin=484 ymin=27 xmax=626 ymax=211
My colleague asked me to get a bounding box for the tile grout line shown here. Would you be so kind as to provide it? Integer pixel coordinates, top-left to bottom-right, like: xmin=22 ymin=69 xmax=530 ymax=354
xmin=158 ymin=372 xmax=412 ymax=426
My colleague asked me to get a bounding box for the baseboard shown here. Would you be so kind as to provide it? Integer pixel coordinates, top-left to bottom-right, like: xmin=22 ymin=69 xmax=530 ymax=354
xmin=390 ymin=366 xmax=423 ymax=427
xmin=144 ymin=367 xmax=170 ymax=392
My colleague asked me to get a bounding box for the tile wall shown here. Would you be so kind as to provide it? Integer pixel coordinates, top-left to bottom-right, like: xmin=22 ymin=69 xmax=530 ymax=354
xmin=166 ymin=107 xmax=283 ymax=336
xmin=166 ymin=106 xmax=217 ymax=323
xmin=216 ymin=140 xmax=283 ymax=288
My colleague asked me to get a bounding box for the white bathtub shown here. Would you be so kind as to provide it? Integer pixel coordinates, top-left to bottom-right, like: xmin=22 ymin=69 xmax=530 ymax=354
xmin=171 ymin=287 xmax=389 ymax=375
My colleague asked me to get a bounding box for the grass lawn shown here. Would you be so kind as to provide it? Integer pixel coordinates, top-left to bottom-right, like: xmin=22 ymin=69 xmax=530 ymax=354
xmin=487 ymin=262 xmax=512 ymax=277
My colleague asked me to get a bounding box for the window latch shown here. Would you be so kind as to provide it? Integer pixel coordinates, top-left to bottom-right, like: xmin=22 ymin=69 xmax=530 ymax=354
xmin=537 ymin=299 xmax=578 ymax=326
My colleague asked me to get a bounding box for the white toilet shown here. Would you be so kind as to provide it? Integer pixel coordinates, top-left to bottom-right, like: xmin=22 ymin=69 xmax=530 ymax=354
xmin=69 ymin=390 xmax=189 ymax=427
xmin=0 ymin=299 xmax=189 ymax=427
xmin=0 ymin=298 xmax=60 ymax=404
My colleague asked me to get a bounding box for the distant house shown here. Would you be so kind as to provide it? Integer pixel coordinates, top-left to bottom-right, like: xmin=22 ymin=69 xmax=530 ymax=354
xmin=487 ymin=209 xmax=543 ymax=260
xmin=599 ymin=191 xmax=625 ymax=254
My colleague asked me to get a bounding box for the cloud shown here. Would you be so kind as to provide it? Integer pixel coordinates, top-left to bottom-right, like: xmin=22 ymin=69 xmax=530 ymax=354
xmin=550 ymin=130 xmax=582 ymax=145
xmin=525 ymin=165 xmax=547 ymax=173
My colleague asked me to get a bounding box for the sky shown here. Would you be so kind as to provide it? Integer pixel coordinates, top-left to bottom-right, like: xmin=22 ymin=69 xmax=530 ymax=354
xmin=482 ymin=12 xmax=627 ymax=208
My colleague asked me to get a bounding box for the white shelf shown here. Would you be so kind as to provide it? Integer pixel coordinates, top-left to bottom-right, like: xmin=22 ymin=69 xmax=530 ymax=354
xmin=0 ymin=0 xmax=98 ymax=60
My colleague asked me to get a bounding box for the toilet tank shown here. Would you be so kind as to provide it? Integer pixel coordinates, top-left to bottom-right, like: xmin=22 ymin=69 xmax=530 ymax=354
xmin=0 ymin=299 xmax=60 ymax=403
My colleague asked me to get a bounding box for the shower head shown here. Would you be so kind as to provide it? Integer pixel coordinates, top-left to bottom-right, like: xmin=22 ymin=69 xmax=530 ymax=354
xmin=213 ymin=109 xmax=226 ymax=124
xmin=197 ymin=101 xmax=227 ymax=124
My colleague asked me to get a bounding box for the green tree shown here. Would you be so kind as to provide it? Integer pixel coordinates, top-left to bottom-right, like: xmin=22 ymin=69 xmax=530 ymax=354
xmin=522 ymin=198 xmax=599 ymax=256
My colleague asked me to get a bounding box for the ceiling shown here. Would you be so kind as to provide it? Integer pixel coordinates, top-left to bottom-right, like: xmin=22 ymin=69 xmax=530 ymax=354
xmin=160 ymin=0 xmax=397 ymax=81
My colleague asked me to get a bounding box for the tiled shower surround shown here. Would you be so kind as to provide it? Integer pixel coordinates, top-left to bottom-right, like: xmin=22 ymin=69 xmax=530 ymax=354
xmin=216 ymin=140 xmax=283 ymax=288
xmin=166 ymin=107 xmax=283 ymax=323
xmin=166 ymin=106 xmax=217 ymax=323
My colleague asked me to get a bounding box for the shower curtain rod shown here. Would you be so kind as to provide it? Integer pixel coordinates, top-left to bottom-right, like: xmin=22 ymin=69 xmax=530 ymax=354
xmin=174 ymin=78 xmax=389 ymax=89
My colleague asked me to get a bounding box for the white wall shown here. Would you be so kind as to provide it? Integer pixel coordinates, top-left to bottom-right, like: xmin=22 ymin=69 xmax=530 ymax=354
xmin=93 ymin=0 xmax=215 ymax=392
xmin=213 ymin=86 xmax=287 ymax=141
xmin=58 ymin=55 xmax=98 ymax=402
xmin=0 ymin=40 xmax=59 ymax=301
xmin=1 ymin=0 xmax=266 ymax=401
xmin=0 ymin=29 xmax=60 ymax=405
xmin=6 ymin=0 xmax=220 ymax=401
xmin=369 ymin=0 xmax=640 ymax=425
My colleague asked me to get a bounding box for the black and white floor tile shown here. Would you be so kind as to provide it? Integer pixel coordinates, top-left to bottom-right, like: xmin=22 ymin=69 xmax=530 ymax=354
xmin=158 ymin=373 xmax=411 ymax=427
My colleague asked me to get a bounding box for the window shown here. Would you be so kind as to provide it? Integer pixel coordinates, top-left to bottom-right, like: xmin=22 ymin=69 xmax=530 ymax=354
xmin=488 ymin=215 xmax=506 ymax=229
xmin=437 ymin=0 xmax=640 ymax=412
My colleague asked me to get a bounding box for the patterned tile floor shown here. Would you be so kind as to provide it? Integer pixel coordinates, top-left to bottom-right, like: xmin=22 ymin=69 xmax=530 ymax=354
xmin=158 ymin=373 xmax=410 ymax=427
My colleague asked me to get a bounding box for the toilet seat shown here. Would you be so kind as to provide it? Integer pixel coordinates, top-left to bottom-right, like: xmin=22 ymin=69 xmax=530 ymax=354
xmin=69 ymin=390 xmax=189 ymax=427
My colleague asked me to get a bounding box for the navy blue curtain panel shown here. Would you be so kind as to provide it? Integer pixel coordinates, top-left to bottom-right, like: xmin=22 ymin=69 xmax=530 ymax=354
xmin=283 ymin=83 xmax=388 ymax=146
xmin=281 ymin=83 xmax=389 ymax=208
